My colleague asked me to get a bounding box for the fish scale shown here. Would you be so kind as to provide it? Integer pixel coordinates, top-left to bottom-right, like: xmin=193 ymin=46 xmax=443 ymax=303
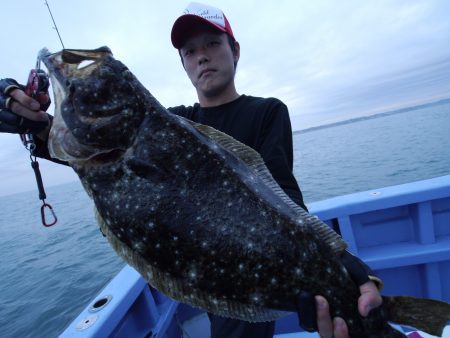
xmin=41 ymin=47 xmax=450 ymax=338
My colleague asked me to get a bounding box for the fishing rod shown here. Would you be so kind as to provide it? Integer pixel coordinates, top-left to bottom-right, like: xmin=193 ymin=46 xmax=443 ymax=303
xmin=20 ymin=0 xmax=66 ymax=226
xmin=44 ymin=0 xmax=65 ymax=49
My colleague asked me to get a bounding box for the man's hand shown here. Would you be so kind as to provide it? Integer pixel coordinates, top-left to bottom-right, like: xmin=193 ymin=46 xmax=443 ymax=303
xmin=0 ymin=78 xmax=50 ymax=135
xmin=7 ymin=87 xmax=49 ymax=121
xmin=316 ymin=281 xmax=383 ymax=338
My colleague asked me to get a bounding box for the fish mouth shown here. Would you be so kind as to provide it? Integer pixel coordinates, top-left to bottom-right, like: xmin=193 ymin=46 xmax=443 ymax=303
xmin=41 ymin=47 xmax=132 ymax=163
xmin=41 ymin=46 xmax=112 ymax=84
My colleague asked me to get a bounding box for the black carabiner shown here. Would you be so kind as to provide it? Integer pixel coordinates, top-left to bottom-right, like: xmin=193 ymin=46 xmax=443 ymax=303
xmin=41 ymin=202 xmax=57 ymax=227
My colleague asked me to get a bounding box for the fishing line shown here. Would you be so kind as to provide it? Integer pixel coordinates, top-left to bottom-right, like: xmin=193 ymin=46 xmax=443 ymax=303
xmin=44 ymin=0 xmax=65 ymax=49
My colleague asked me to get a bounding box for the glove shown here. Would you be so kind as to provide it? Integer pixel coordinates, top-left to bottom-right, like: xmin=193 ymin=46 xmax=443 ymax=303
xmin=296 ymin=290 xmax=318 ymax=332
xmin=296 ymin=250 xmax=383 ymax=332
xmin=0 ymin=78 xmax=51 ymax=134
xmin=341 ymin=250 xmax=383 ymax=290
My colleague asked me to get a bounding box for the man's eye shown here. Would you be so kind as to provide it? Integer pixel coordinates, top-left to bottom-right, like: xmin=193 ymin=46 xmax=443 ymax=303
xmin=183 ymin=49 xmax=194 ymax=57
xmin=207 ymin=41 xmax=220 ymax=47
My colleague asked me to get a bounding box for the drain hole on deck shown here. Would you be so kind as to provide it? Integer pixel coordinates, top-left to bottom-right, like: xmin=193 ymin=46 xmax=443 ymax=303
xmin=89 ymin=295 xmax=112 ymax=312
xmin=93 ymin=298 xmax=108 ymax=308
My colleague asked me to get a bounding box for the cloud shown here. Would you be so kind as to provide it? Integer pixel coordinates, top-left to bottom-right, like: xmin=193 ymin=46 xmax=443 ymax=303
xmin=1 ymin=0 xmax=450 ymax=194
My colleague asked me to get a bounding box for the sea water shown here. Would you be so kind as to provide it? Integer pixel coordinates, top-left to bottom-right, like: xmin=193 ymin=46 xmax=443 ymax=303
xmin=0 ymin=101 xmax=449 ymax=337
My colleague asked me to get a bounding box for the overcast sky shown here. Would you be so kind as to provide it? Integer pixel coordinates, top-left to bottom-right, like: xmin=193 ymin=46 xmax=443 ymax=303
xmin=1 ymin=0 xmax=450 ymax=196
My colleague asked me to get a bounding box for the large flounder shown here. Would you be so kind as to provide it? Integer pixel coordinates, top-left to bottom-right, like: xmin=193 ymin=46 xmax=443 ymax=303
xmin=42 ymin=47 xmax=450 ymax=338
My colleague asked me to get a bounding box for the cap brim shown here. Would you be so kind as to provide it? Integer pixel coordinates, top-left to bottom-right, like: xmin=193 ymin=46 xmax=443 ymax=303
xmin=171 ymin=14 xmax=227 ymax=49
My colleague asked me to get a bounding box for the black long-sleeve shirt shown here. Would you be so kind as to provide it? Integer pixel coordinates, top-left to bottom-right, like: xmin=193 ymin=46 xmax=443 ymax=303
xmin=168 ymin=95 xmax=307 ymax=211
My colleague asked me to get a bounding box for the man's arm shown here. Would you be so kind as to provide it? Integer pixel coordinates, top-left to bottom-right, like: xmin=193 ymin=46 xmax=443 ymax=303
xmin=0 ymin=78 xmax=69 ymax=166
xmin=255 ymin=99 xmax=307 ymax=210
xmin=255 ymin=99 xmax=383 ymax=336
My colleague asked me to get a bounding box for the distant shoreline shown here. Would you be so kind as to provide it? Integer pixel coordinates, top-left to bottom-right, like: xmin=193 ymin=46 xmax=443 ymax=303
xmin=294 ymin=97 xmax=450 ymax=134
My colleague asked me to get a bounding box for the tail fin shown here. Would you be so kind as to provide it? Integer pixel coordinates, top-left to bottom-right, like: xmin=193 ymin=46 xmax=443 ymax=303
xmin=383 ymin=296 xmax=450 ymax=337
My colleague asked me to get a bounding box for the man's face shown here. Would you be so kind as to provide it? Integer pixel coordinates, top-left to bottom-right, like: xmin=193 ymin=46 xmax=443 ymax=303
xmin=180 ymin=31 xmax=239 ymax=100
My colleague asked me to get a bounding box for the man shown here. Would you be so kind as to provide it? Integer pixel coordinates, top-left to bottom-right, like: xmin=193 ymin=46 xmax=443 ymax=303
xmin=0 ymin=2 xmax=382 ymax=337
xmin=169 ymin=4 xmax=382 ymax=337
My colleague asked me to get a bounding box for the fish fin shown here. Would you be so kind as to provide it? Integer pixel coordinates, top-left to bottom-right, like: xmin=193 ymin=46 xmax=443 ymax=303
xmin=383 ymin=295 xmax=450 ymax=336
xmin=191 ymin=121 xmax=347 ymax=254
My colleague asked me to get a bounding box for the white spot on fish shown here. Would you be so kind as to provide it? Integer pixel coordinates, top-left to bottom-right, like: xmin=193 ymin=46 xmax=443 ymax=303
xmin=133 ymin=241 xmax=144 ymax=252
xmin=146 ymin=271 xmax=153 ymax=280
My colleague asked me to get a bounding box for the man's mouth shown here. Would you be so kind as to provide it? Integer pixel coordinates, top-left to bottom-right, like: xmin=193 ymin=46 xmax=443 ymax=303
xmin=199 ymin=68 xmax=215 ymax=79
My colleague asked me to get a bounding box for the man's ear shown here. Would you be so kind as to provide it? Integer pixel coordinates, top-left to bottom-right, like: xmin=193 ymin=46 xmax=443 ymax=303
xmin=233 ymin=41 xmax=240 ymax=63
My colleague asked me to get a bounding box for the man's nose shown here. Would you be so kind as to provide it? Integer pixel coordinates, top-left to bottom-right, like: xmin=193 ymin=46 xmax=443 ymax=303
xmin=197 ymin=52 xmax=209 ymax=65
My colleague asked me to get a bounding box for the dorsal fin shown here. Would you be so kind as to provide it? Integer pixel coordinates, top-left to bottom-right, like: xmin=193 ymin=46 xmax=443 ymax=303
xmin=188 ymin=120 xmax=347 ymax=254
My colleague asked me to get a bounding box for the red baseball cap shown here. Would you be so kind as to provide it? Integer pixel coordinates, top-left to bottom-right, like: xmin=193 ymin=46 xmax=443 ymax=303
xmin=171 ymin=2 xmax=235 ymax=49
